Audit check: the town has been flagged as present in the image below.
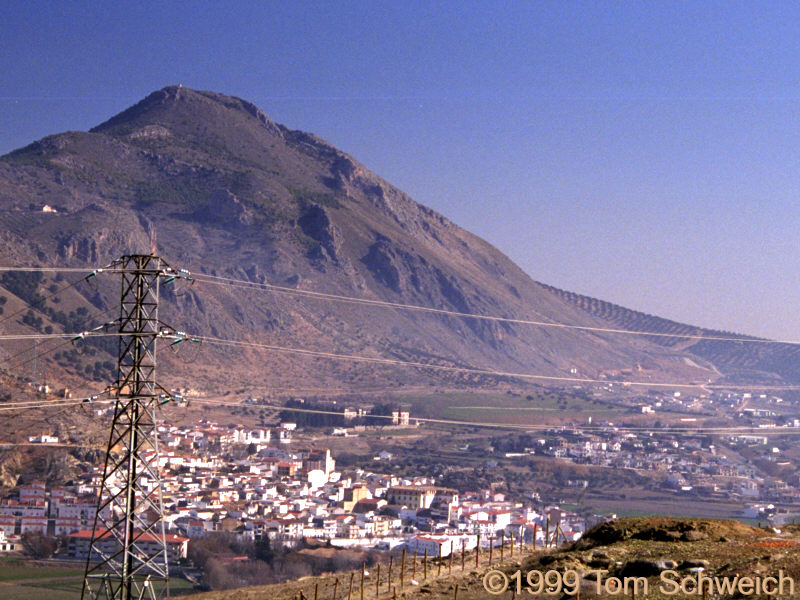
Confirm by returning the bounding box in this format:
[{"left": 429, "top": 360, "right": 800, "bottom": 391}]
[
  {"left": 0, "top": 414, "right": 598, "bottom": 577},
  {"left": 3, "top": 385, "right": 800, "bottom": 592}
]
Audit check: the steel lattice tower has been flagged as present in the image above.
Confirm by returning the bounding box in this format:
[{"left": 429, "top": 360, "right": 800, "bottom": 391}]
[{"left": 82, "top": 255, "right": 181, "bottom": 600}]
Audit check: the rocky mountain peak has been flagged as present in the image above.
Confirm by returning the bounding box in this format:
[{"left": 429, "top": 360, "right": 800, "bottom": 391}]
[{"left": 90, "top": 85, "right": 284, "bottom": 141}]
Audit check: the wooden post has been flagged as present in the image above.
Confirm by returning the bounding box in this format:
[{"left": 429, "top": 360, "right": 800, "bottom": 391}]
[
  {"left": 489, "top": 536, "right": 493, "bottom": 565},
  {"left": 533, "top": 524, "right": 537, "bottom": 549},
  {"left": 454, "top": 583, "right": 459, "bottom": 600},
  {"left": 333, "top": 577, "right": 339, "bottom": 600},
  {"left": 461, "top": 538, "right": 466, "bottom": 571},
  {"left": 387, "top": 555, "right": 393, "bottom": 592},
  {"left": 424, "top": 547, "right": 428, "bottom": 581},
  {"left": 347, "top": 572, "right": 354, "bottom": 600},
  {"left": 545, "top": 516, "right": 550, "bottom": 548},
  {"left": 500, "top": 532, "right": 504, "bottom": 562},
  {"left": 437, "top": 542, "right": 442, "bottom": 576},
  {"left": 376, "top": 563, "right": 380, "bottom": 598},
  {"left": 314, "top": 582, "right": 318, "bottom": 600},
  {"left": 392, "top": 585, "right": 397, "bottom": 600},
  {"left": 448, "top": 540, "right": 453, "bottom": 575},
  {"left": 400, "top": 548, "right": 406, "bottom": 590},
  {"left": 360, "top": 562, "right": 365, "bottom": 600},
  {"left": 476, "top": 533, "right": 481, "bottom": 567},
  {"left": 412, "top": 550, "right": 417, "bottom": 582},
  {"left": 510, "top": 531, "right": 514, "bottom": 558}
]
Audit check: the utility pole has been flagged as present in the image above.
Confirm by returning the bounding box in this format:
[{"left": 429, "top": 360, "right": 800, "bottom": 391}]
[{"left": 82, "top": 255, "right": 190, "bottom": 600}]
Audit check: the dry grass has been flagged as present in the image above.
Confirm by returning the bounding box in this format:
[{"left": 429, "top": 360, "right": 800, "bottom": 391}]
[{"left": 182, "top": 518, "right": 800, "bottom": 600}]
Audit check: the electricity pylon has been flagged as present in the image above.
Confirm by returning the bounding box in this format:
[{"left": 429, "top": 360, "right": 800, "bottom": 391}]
[{"left": 82, "top": 255, "right": 190, "bottom": 600}]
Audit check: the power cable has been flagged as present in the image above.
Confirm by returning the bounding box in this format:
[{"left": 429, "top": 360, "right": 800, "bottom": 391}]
[
  {"left": 0, "top": 274, "right": 87, "bottom": 326},
  {"left": 0, "top": 308, "right": 117, "bottom": 373},
  {"left": 192, "top": 273, "right": 794, "bottom": 346},
  {"left": 193, "top": 334, "right": 800, "bottom": 391},
  {"left": 0, "top": 262, "right": 115, "bottom": 325},
  {"left": 0, "top": 332, "right": 122, "bottom": 341},
  {"left": 0, "top": 266, "right": 105, "bottom": 273},
  {"left": 186, "top": 397, "right": 800, "bottom": 436}
]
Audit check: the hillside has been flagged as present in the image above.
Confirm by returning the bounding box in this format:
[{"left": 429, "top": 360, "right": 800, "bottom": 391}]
[
  {"left": 0, "top": 86, "right": 791, "bottom": 394},
  {"left": 177, "top": 518, "right": 800, "bottom": 600}
]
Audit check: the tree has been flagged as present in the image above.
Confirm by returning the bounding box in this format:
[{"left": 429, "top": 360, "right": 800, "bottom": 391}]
[
  {"left": 22, "top": 533, "right": 58, "bottom": 558},
  {"left": 254, "top": 536, "right": 274, "bottom": 564}
]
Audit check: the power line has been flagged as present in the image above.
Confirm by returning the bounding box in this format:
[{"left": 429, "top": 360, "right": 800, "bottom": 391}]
[
  {"left": 0, "top": 441, "right": 104, "bottom": 448},
  {"left": 0, "top": 399, "right": 105, "bottom": 412},
  {"left": 194, "top": 334, "right": 800, "bottom": 391},
  {"left": 0, "top": 266, "right": 104, "bottom": 273},
  {"left": 0, "top": 312, "right": 116, "bottom": 377},
  {"left": 192, "top": 273, "right": 794, "bottom": 346},
  {"left": 0, "top": 384, "right": 115, "bottom": 409},
  {"left": 3, "top": 267, "right": 796, "bottom": 347},
  {"left": 186, "top": 397, "right": 800, "bottom": 436},
  {"left": 0, "top": 270, "right": 97, "bottom": 326},
  {"left": 2, "top": 392, "right": 796, "bottom": 437},
  {"left": 0, "top": 332, "right": 122, "bottom": 341}
]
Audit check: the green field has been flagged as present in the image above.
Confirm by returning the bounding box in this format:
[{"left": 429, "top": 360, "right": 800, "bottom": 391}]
[
  {"left": 392, "top": 389, "right": 626, "bottom": 426},
  {"left": 0, "top": 558, "right": 84, "bottom": 581},
  {"left": 0, "top": 558, "right": 195, "bottom": 599}
]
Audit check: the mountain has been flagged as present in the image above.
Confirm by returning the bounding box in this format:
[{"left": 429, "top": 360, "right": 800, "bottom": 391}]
[{"left": 0, "top": 86, "right": 795, "bottom": 395}]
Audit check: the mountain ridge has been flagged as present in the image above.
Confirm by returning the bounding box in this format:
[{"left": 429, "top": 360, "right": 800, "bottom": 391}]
[{"left": 0, "top": 86, "right": 795, "bottom": 393}]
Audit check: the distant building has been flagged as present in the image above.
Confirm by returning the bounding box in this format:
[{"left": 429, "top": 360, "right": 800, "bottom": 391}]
[
  {"left": 386, "top": 486, "right": 457, "bottom": 509},
  {"left": 0, "top": 530, "right": 18, "bottom": 552},
  {"left": 391, "top": 411, "right": 410, "bottom": 426},
  {"left": 27, "top": 435, "right": 58, "bottom": 444},
  {"left": 67, "top": 529, "right": 188, "bottom": 563},
  {"left": 406, "top": 534, "right": 477, "bottom": 557}
]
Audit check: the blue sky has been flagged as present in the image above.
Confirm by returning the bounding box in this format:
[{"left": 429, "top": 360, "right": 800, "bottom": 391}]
[{"left": 2, "top": 1, "right": 799, "bottom": 339}]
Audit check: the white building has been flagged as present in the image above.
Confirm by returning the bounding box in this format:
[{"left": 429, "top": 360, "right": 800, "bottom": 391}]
[{"left": 406, "top": 534, "right": 477, "bottom": 557}]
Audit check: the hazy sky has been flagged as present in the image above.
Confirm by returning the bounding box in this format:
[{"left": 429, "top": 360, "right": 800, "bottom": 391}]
[{"left": 2, "top": 2, "right": 799, "bottom": 339}]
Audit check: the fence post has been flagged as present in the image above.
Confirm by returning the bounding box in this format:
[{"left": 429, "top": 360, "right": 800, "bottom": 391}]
[
  {"left": 449, "top": 540, "right": 453, "bottom": 575},
  {"left": 400, "top": 548, "right": 406, "bottom": 590},
  {"left": 545, "top": 516, "right": 550, "bottom": 548}
]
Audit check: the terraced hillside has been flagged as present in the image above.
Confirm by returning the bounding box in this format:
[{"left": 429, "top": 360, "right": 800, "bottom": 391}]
[{"left": 542, "top": 284, "right": 800, "bottom": 385}]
